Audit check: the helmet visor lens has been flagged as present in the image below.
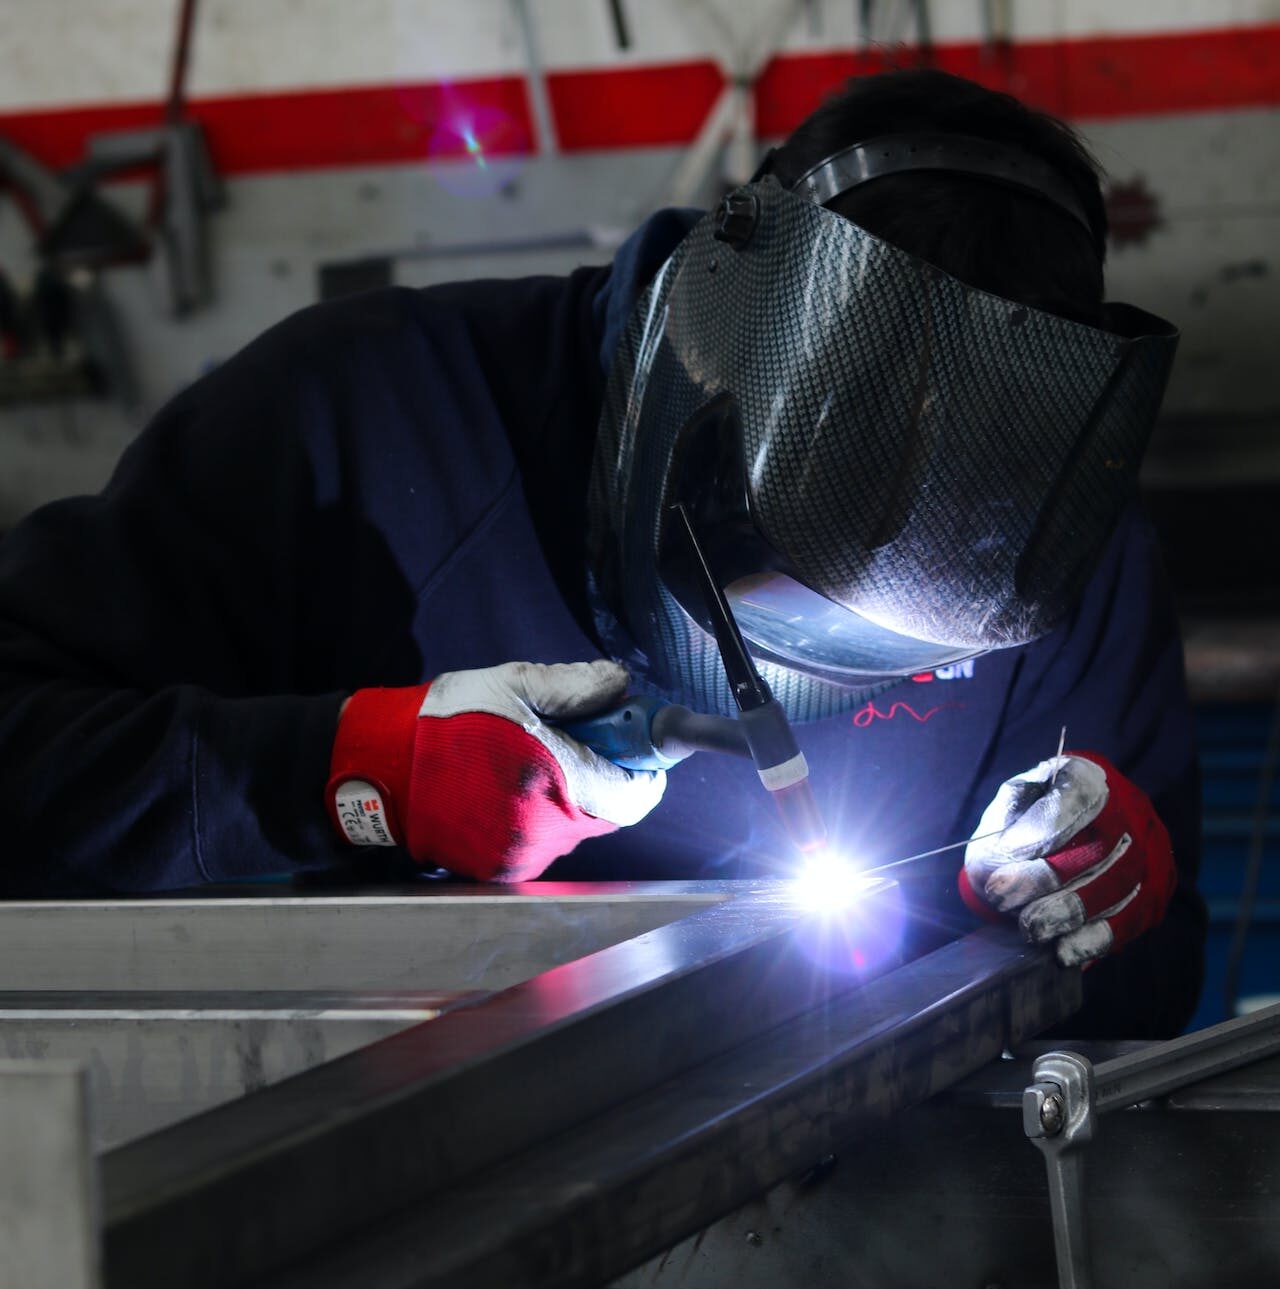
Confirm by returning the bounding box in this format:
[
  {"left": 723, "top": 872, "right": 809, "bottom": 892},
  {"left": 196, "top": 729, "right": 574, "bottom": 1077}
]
[{"left": 725, "top": 571, "right": 978, "bottom": 682}]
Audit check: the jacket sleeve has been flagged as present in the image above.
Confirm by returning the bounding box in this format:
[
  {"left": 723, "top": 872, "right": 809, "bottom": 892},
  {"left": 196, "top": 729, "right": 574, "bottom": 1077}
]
[
  {"left": 958, "top": 505, "right": 1207, "bottom": 1038},
  {"left": 0, "top": 292, "right": 451, "bottom": 893}
]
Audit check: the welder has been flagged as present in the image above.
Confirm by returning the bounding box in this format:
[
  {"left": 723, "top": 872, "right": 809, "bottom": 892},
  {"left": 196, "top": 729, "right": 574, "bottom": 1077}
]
[{"left": 0, "top": 70, "right": 1204, "bottom": 1037}]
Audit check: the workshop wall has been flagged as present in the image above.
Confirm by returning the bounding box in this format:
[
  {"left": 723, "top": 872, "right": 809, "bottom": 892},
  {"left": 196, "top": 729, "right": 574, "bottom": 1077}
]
[
  {"left": 0, "top": 0, "right": 1277, "bottom": 524},
  {"left": 0, "top": 1, "right": 1273, "bottom": 523}
]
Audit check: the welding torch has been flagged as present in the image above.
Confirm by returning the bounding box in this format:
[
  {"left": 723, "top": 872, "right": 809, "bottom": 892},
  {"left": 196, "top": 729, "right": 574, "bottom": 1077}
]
[{"left": 561, "top": 506, "right": 828, "bottom": 857}]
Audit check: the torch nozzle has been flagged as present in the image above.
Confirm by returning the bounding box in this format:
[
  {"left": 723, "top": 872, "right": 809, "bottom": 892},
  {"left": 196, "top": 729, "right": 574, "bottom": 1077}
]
[
  {"left": 767, "top": 776, "right": 828, "bottom": 855},
  {"left": 669, "top": 501, "right": 829, "bottom": 860}
]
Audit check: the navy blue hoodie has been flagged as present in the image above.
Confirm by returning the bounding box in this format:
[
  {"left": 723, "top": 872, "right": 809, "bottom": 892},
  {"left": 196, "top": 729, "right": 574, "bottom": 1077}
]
[{"left": 0, "top": 212, "right": 1205, "bottom": 1036}]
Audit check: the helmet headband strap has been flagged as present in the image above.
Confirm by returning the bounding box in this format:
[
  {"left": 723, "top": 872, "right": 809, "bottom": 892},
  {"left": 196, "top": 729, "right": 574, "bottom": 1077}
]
[{"left": 788, "top": 132, "right": 1095, "bottom": 241}]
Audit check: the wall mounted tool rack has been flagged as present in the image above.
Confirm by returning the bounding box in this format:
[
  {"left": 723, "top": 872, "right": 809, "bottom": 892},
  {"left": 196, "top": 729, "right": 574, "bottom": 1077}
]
[{"left": 0, "top": 880, "right": 1080, "bottom": 1288}]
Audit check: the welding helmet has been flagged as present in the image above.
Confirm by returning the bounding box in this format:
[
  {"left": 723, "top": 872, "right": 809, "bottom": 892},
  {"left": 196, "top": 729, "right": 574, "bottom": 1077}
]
[{"left": 586, "top": 135, "right": 1179, "bottom": 720}]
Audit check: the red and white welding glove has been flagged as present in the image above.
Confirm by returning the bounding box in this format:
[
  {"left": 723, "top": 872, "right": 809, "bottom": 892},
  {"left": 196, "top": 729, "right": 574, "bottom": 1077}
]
[
  {"left": 959, "top": 752, "right": 1176, "bottom": 968},
  {"left": 327, "top": 660, "right": 665, "bottom": 882}
]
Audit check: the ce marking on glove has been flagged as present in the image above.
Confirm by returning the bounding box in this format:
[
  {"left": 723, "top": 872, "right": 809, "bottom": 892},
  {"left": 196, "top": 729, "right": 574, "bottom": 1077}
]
[{"left": 334, "top": 781, "right": 395, "bottom": 847}]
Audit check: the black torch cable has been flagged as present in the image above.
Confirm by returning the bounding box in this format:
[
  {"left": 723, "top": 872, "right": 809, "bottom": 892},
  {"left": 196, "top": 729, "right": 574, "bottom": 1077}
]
[{"left": 671, "top": 503, "right": 771, "bottom": 712}]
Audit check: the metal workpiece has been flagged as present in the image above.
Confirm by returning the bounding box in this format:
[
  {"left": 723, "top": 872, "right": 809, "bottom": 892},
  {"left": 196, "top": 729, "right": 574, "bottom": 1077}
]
[
  {"left": 0, "top": 886, "right": 740, "bottom": 1151},
  {"left": 0, "top": 990, "right": 477, "bottom": 1150},
  {"left": 246, "top": 927, "right": 1079, "bottom": 1289},
  {"left": 99, "top": 880, "right": 903, "bottom": 1288},
  {"left": 0, "top": 1061, "right": 100, "bottom": 1289},
  {"left": 0, "top": 881, "right": 734, "bottom": 993},
  {"left": 0, "top": 881, "right": 1082, "bottom": 1288},
  {"left": 1024, "top": 1001, "right": 1280, "bottom": 1289},
  {"left": 1090, "top": 999, "right": 1280, "bottom": 1112}
]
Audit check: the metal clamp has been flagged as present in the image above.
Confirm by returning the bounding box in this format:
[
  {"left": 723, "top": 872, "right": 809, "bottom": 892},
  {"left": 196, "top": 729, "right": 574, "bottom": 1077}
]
[
  {"left": 1024, "top": 1000, "right": 1280, "bottom": 1288},
  {"left": 1023, "top": 1051, "right": 1096, "bottom": 1288}
]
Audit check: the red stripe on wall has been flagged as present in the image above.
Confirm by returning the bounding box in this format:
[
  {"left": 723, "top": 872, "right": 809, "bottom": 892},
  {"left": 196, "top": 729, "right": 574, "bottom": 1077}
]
[
  {"left": 546, "top": 59, "right": 723, "bottom": 149},
  {"left": 0, "top": 76, "right": 536, "bottom": 175},
  {"left": 1057, "top": 23, "right": 1280, "bottom": 119},
  {"left": 752, "top": 23, "right": 1280, "bottom": 137},
  {"left": 200, "top": 78, "right": 536, "bottom": 172},
  {"left": 0, "top": 24, "right": 1275, "bottom": 175},
  {"left": 0, "top": 102, "right": 165, "bottom": 172}
]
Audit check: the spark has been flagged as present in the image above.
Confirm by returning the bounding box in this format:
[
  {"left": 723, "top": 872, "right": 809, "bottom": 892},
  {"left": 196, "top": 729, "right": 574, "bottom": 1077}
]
[{"left": 789, "top": 847, "right": 871, "bottom": 914}]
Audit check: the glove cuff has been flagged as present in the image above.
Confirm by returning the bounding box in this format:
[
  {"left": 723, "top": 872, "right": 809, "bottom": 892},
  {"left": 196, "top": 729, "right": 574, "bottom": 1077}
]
[{"left": 327, "top": 684, "right": 431, "bottom": 847}]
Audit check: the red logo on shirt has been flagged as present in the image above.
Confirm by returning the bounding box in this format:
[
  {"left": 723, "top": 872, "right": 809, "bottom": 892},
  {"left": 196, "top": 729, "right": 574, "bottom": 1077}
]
[{"left": 852, "top": 699, "right": 961, "bottom": 727}]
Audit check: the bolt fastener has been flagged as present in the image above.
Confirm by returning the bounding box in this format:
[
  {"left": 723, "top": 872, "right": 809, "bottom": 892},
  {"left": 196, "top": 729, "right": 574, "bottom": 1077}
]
[{"left": 1039, "top": 1093, "right": 1065, "bottom": 1135}]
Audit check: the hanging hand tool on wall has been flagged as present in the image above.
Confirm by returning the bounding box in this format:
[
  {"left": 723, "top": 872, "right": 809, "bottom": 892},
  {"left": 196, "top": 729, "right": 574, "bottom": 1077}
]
[
  {"left": 0, "top": 140, "right": 143, "bottom": 404},
  {"left": 0, "top": 0, "right": 219, "bottom": 403},
  {"left": 61, "top": 0, "right": 222, "bottom": 316}
]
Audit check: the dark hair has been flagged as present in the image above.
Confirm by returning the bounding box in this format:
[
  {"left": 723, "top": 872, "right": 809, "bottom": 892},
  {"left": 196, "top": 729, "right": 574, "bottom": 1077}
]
[{"left": 772, "top": 69, "right": 1107, "bottom": 325}]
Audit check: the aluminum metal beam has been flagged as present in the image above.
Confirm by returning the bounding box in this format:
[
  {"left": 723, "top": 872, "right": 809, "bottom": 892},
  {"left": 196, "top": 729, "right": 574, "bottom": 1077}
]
[
  {"left": 0, "top": 879, "right": 1080, "bottom": 1287},
  {"left": 97, "top": 881, "right": 1079, "bottom": 1289},
  {"left": 0, "top": 990, "right": 477, "bottom": 1149},
  {"left": 0, "top": 884, "right": 737, "bottom": 1156},
  {"left": 263, "top": 927, "right": 1080, "bottom": 1289},
  {"left": 0, "top": 882, "right": 733, "bottom": 992},
  {"left": 100, "top": 880, "right": 906, "bottom": 1287},
  {"left": 0, "top": 1061, "right": 100, "bottom": 1289}
]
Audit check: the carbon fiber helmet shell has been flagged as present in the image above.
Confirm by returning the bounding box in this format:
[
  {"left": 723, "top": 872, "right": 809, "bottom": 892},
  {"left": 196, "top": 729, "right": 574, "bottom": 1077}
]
[{"left": 586, "top": 178, "right": 1178, "bottom": 720}]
